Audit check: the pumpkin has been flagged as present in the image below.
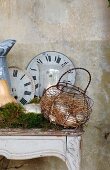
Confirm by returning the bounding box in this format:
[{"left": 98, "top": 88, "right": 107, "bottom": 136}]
[{"left": 0, "top": 80, "right": 16, "bottom": 107}]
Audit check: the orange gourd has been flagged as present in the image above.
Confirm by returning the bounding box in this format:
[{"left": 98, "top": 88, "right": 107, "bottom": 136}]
[{"left": 0, "top": 80, "right": 16, "bottom": 107}]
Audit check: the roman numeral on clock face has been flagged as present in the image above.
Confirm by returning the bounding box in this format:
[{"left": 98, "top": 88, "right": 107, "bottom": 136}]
[
  {"left": 24, "top": 82, "right": 31, "bottom": 86},
  {"left": 32, "top": 76, "right": 36, "bottom": 80},
  {"left": 61, "top": 62, "right": 69, "bottom": 67},
  {"left": 54, "top": 56, "right": 61, "bottom": 64},
  {"left": 45, "top": 55, "right": 51, "bottom": 62},
  {"left": 36, "top": 59, "right": 43, "bottom": 64},
  {"left": 30, "top": 68, "right": 37, "bottom": 71},
  {"left": 13, "top": 70, "right": 18, "bottom": 77},
  {"left": 24, "top": 91, "right": 31, "bottom": 95},
  {"left": 35, "top": 84, "right": 38, "bottom": 89},
  {"left": 20, "top": 98, "right": 27, "bottom": 105}
]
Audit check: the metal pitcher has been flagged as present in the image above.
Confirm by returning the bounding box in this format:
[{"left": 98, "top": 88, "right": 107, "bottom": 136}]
[{"left": 0, "top": 39, "right": 16, "bottom": 89}]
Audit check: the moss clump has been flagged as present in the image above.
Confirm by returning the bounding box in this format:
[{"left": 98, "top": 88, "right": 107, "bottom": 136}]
[
  {"left": 0, "top": 103, "right": 25, "bottom": 128},
  {"left": 0, "top": 103, "right": 63, "bottom": 130},
  {"left": 28, "top": 97, "right": 40, "bottom": 104}
]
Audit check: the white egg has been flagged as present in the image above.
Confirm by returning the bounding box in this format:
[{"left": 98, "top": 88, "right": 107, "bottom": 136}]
[
  {"left": 49, "top": 115, "right": 56, "bottom": 122},
  {"left": 76, "top": 114, "right": 84, "bottom": 122},
  {"left": 24, "top": 103, "right": 41, "bottom": 114}
]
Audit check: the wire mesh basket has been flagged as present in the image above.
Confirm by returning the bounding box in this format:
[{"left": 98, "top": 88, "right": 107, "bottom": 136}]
[{"left": 40, "top": 68, "right": 93, "bottom": 128}]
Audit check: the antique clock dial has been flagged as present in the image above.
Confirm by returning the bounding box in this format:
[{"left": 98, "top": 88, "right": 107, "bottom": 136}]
[
  {"left": 26, "top": 51, "right": 76, "bottom": 96},
  {"left": 9, "top": 67, "right": 35, "bottom": 105}
]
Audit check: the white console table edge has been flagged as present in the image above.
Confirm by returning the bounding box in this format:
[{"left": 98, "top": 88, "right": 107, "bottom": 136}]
[{"left": 0, "top": 129, "right": 82, "bottom": 170}]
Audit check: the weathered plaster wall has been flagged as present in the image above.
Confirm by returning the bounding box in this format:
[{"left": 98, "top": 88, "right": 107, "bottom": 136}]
[{"left": 0, "top": 0, "right": 110, "bottom": 170}]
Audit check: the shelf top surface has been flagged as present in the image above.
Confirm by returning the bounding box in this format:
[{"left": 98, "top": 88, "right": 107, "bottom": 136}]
[{"left": 0, "top": 128, "right": 83, "bottom": 136}]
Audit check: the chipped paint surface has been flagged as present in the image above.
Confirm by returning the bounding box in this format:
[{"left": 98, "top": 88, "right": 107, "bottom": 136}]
[{"left": 0, "top": 0, "right": 110, "bottom": 170}]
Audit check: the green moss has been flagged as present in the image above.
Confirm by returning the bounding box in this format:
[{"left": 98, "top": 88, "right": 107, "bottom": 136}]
[
  {"left": 0, "top": 103, "right": 63, "bottom": 130},
  {"left": 28, "top": 97, "right": 41, "bottom": 104}
]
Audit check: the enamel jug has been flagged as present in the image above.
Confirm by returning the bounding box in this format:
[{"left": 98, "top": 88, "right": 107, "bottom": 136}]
[{"left": 0, "top": 39, "right": 16, "bottom": 89}]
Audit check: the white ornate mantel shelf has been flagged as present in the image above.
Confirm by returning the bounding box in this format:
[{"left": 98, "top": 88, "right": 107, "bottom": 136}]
[{"left": 0, "top": 128, "right": 83, "bottom": 170}]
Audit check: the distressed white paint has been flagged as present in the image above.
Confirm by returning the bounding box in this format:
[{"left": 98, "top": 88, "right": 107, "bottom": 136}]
[{"left": 0, "top": 135, "right": 81, "bottom": 170}]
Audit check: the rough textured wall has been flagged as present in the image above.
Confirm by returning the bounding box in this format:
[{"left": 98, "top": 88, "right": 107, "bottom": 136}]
[{"left": 0, "top": 0, "right": 110, "bottom": 170}]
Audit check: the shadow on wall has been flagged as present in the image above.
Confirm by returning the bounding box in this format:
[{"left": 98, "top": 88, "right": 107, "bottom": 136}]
[
  {"left": 0, "top": 156, "right": 68, "bottom": 170},
  {"left": 95, "top": 2, "right": 110, "bottom": 169},
  {"left": 96, "top": 41, "right": 110, "bottom": 170}
]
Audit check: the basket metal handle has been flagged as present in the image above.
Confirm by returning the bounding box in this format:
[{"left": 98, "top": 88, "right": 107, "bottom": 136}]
[{"left": 57, "top": 67, "right": 91, "bottom": 93}]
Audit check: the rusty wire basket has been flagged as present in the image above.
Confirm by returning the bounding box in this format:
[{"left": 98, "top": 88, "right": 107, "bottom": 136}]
[{"left": 40, "top": 68, "right": 93, "bottom": 128}]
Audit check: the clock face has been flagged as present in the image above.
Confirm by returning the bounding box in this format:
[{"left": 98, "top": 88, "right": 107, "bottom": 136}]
[
  {"left": 26, "top": 51, "right": 76, "bottom": 96},
  {"left": 9, "top": 67, "right": 35, "bottom": 105}
]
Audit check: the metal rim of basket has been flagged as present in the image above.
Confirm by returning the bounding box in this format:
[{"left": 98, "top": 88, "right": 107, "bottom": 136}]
[{"left": 56, "top": 67, "right": 91, "bottom": 94}]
